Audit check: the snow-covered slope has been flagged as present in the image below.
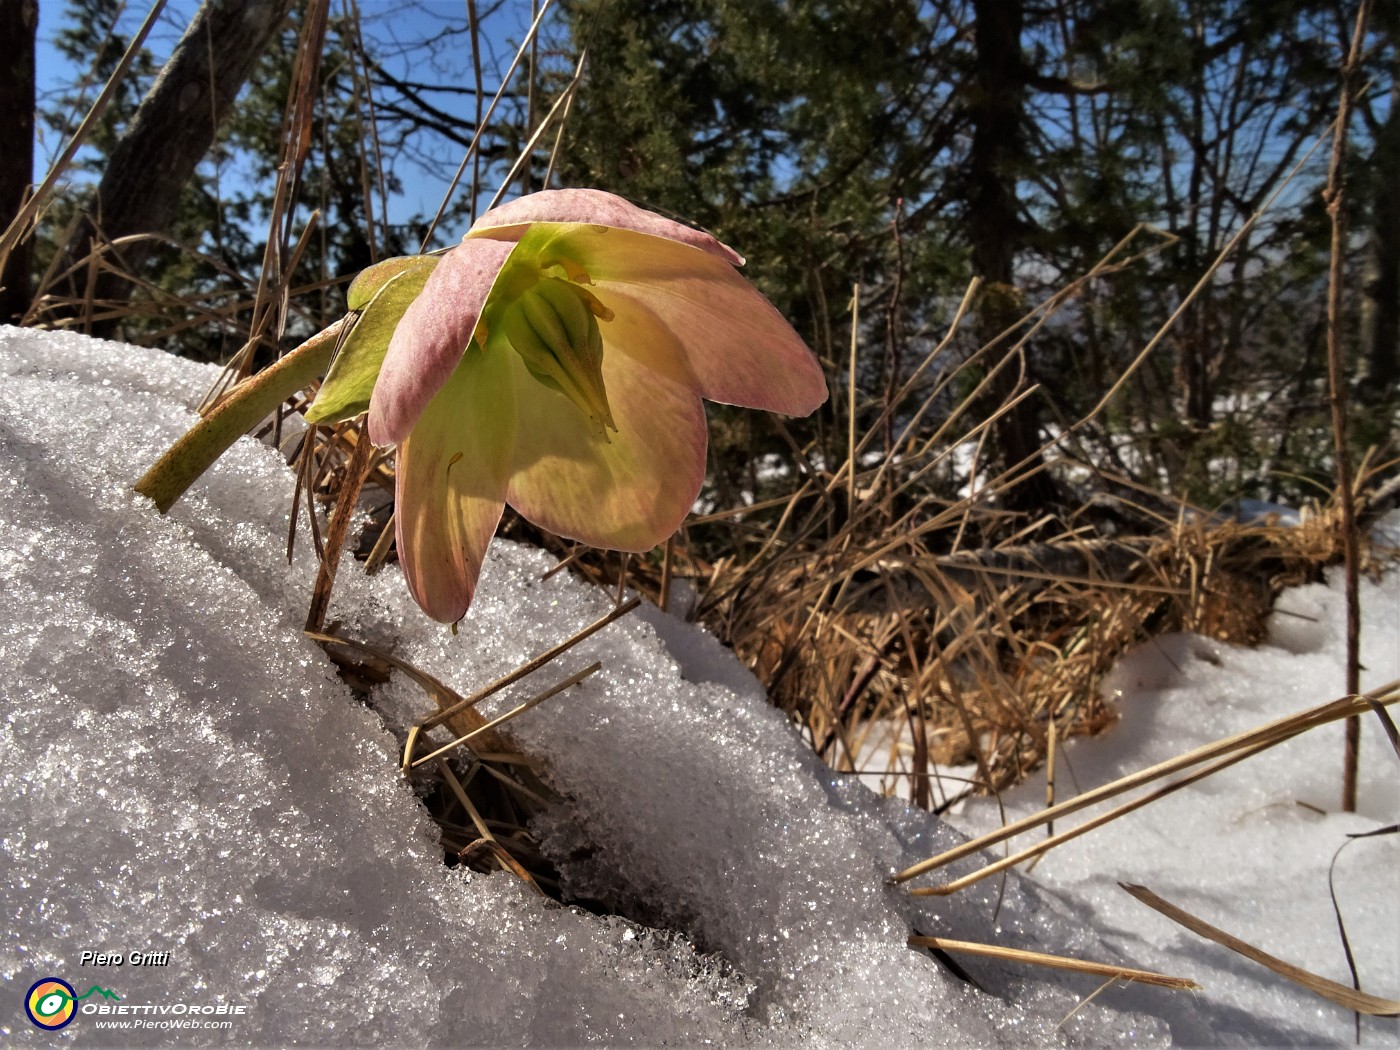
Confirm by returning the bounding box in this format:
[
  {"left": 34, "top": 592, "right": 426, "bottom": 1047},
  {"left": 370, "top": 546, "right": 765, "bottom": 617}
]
[{"left": 0, "top": 326, "right": 1394, "bottom": 1047}]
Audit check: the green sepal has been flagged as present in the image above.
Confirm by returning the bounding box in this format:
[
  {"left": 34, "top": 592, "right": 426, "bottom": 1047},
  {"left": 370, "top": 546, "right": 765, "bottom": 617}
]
[{"left": 305, "top": 255, "right": 440, "bottom": 425}]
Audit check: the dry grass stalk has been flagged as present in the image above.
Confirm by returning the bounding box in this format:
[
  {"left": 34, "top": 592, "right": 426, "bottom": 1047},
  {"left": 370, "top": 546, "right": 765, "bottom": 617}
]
[
  {"left": 363, "top": 509, "right": 397, "bottom": 575},
  {"left": 419, "top": 596, "right": 639, "bottom": 731},
  {"left": 303, "top": 425, "right": 374, "bottom": 632},
  {"left": 307, "top": 629, "right": 505, "bottom": 748},
  {"left": 891, "top": 679, "right": 1400, "bottom": 887},
  {"left": 1121, "top": 884, "right": 1400, "bottom": 1016},
  {"left": 220, "top": 0, "right": 331, "bottom": 393},
  {"left": 420, "top": 0, "right": 557, "bottom": 246},
  {"left": 408, "top": 661, "right": 601, "bottom": 769},
  {"left": 481, "top": 46, "right": 589, "bottom": 213},
  {"left": 1055, "top": 975, "right": 1122, "bottom": 1031},
  {"left": 457, "top": 836, "right": 547, "bottom": 894},
  {"left": 908, "top": 935, "right": 1197, "bottom": 991},
  {"left": 908, "top": 740, "right": 1275, "bottom": 897}
]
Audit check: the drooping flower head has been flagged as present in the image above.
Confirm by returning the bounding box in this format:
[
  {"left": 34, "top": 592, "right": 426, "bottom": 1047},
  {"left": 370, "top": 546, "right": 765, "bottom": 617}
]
[{"left": 308, "top": 189, "right": 827, "bottom": 622}]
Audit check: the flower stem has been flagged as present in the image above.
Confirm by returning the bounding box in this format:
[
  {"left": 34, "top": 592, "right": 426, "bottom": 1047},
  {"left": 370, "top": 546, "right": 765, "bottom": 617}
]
[{"left": 134, "top": 319, "right": 347, "bottom": 512}]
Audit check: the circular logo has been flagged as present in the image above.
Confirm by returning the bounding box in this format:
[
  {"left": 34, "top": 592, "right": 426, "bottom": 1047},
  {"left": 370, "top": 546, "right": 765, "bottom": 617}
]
[{"left": 26, "top": 978, "right": 77, "bottom": 1030}]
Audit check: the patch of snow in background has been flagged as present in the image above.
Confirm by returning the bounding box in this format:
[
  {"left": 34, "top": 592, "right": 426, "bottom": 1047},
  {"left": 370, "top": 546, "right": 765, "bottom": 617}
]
[
  {"left": 949, "top": 566, "right": 1399, "bottom": 1047},
  {"left": 1373, "top": 510, "right": 1400, "bottom": 550},
  {"left": 1228, "top": 499, "right": 1303, "bottom": 526},
  {"left": 0, "top": 326, "right": 1394, "bottom": 1047},
  {"left": 849, "top": 715, "right": 979, "bottom": 808}
]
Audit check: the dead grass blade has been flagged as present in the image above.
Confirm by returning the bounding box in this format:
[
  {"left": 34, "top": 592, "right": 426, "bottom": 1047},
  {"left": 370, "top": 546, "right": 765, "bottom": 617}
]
[
  {"left": 409, "top": 662, "right": 601, "bottom": 769},
  {"left": 207, "top": 0, "right": 331, "bottom": 400},
  {"left": 1328, "top": 824, "right": 1397, "bottom": 1040},
  {"left": 305, "top": 628, "right": 505, "bottom": 750},
  {"left": 1055, "top": 975, "right": 1121, "bottom": 1031},
  {"left": 908, "top": 935, "right": 1197, "bottom": 991},
  {"left": 1364, "top": 698, "right": 1400, "bottom": 761},
  {"left": 1121, "top": 883, "right": 1400, "bottom": 1016},
  {"left": 908, "top": 739, "right": 1274, "bottom": 897},
  {"left": 304, "top": 425, "right": 373, "bottom": 632},
  {"left": 465, "top": 0, "right": 485, "bottom": 217},
  {"left": 891, "top": 679, "right": 1400, "bottom": 886},
  {"left": 482, "top": 46, "right": 588, "bottom": 214},
  {"left": 419, "top": 596, "right": 639, "bottom": 731},
  {"left": 437, "top": 757, "right": 496, "bottom": 842},
  {"left": 457, "top": 836, "right": 547, "bottom": 894},
  {"left": 421, "top": 0, "right": 556, "bottom": 247},
  {"left": 436, "top": 760, "right": 546, "bottom": 893}
]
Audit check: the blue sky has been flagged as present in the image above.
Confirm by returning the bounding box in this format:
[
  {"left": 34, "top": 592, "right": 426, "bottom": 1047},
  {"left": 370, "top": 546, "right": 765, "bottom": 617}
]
[{"left": 32, "top": 0, "right": 561, "bottom": 233}]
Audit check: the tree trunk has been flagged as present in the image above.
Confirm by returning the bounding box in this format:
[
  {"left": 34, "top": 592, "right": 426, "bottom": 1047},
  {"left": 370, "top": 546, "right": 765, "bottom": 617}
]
[
  {"left": 56, "top": 0, "right": 296, "bottom": 336},
  {"left": 967, "top": 0, "right": 1058, "bottom": 512},
  {"left": 0, "top": 0, "right": 38, "bottom": 324}
]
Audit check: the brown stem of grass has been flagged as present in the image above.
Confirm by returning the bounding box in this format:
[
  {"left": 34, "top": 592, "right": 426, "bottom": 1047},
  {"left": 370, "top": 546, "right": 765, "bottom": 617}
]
[
  {"left": 1326, "top": 1, "right": 1371, "bottom": 812},
  {"left": 908, "top": 935, "right": 1197, "bottom": 991},
  {"left": 304, "top": 427, "right": 374, "bottom": 633},
  {"left": 891, "top": 679, "right": 1400, "bottom": 885}
]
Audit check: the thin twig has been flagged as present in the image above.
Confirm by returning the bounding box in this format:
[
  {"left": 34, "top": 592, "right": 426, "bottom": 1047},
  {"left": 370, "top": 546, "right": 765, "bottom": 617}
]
[
  {"left": 422, "top": 0, "right": 555, "bottom": 247},
  {"left": 1326, "top": 0, "right": 1371, "bottom": 812}
]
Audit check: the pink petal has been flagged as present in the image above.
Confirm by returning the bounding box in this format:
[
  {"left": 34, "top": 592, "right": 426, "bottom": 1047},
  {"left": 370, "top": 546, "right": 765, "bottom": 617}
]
[
  {"left": 393, "top": 344, "right": 516, "bottom": 623},
  {"left": 470, "top": 188, "right": 744, "bottom": 267},
  {"left": 502, "top": 320, "right": 708, "bottom": 552},
  {"left": 579, "top": 227, "right": 828, "bottom": 417},
  {"left": 368, "top": 237, "right": 516, "bottom": 447}
]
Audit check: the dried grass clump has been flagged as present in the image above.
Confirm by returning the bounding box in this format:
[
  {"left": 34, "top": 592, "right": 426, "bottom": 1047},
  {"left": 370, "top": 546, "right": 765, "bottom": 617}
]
[{"left": 667, "top": 485, "right": 1394, "bottom": 806}]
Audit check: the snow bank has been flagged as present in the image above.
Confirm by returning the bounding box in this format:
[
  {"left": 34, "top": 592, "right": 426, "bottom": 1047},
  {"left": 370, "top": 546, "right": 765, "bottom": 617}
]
[
  {"left": 0, "top": 325, "right": 1393, "bottom": 1047},
  {"left": 951, "top": 569, "right": 1400, "bottom": 1046}
]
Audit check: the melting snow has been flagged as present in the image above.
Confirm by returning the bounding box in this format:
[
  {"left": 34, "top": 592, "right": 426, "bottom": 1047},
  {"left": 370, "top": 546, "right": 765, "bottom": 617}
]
[{"left": 0, "top": 326, "right": 1394, "bottom": 1047}]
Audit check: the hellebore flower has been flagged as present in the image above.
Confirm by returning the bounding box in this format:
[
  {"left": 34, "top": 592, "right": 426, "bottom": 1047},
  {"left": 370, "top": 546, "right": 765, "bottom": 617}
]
[{"left": 307, "top": 189, "right": 827, "bottom": 623}]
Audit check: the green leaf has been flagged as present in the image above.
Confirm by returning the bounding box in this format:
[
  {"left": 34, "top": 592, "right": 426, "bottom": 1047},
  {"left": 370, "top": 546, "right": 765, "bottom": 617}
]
[
  {"left": 345, "top": 254, "right": 440, "bottom": 310},
  {"left": 306, "top": 255, "right": 440, "bottom": 425}
]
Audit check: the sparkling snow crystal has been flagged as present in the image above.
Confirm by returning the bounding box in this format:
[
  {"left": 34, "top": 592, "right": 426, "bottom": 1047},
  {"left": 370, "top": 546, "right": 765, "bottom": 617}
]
[{"left": 1, "top": 326, "right": 1394, "bottom": 1047}]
